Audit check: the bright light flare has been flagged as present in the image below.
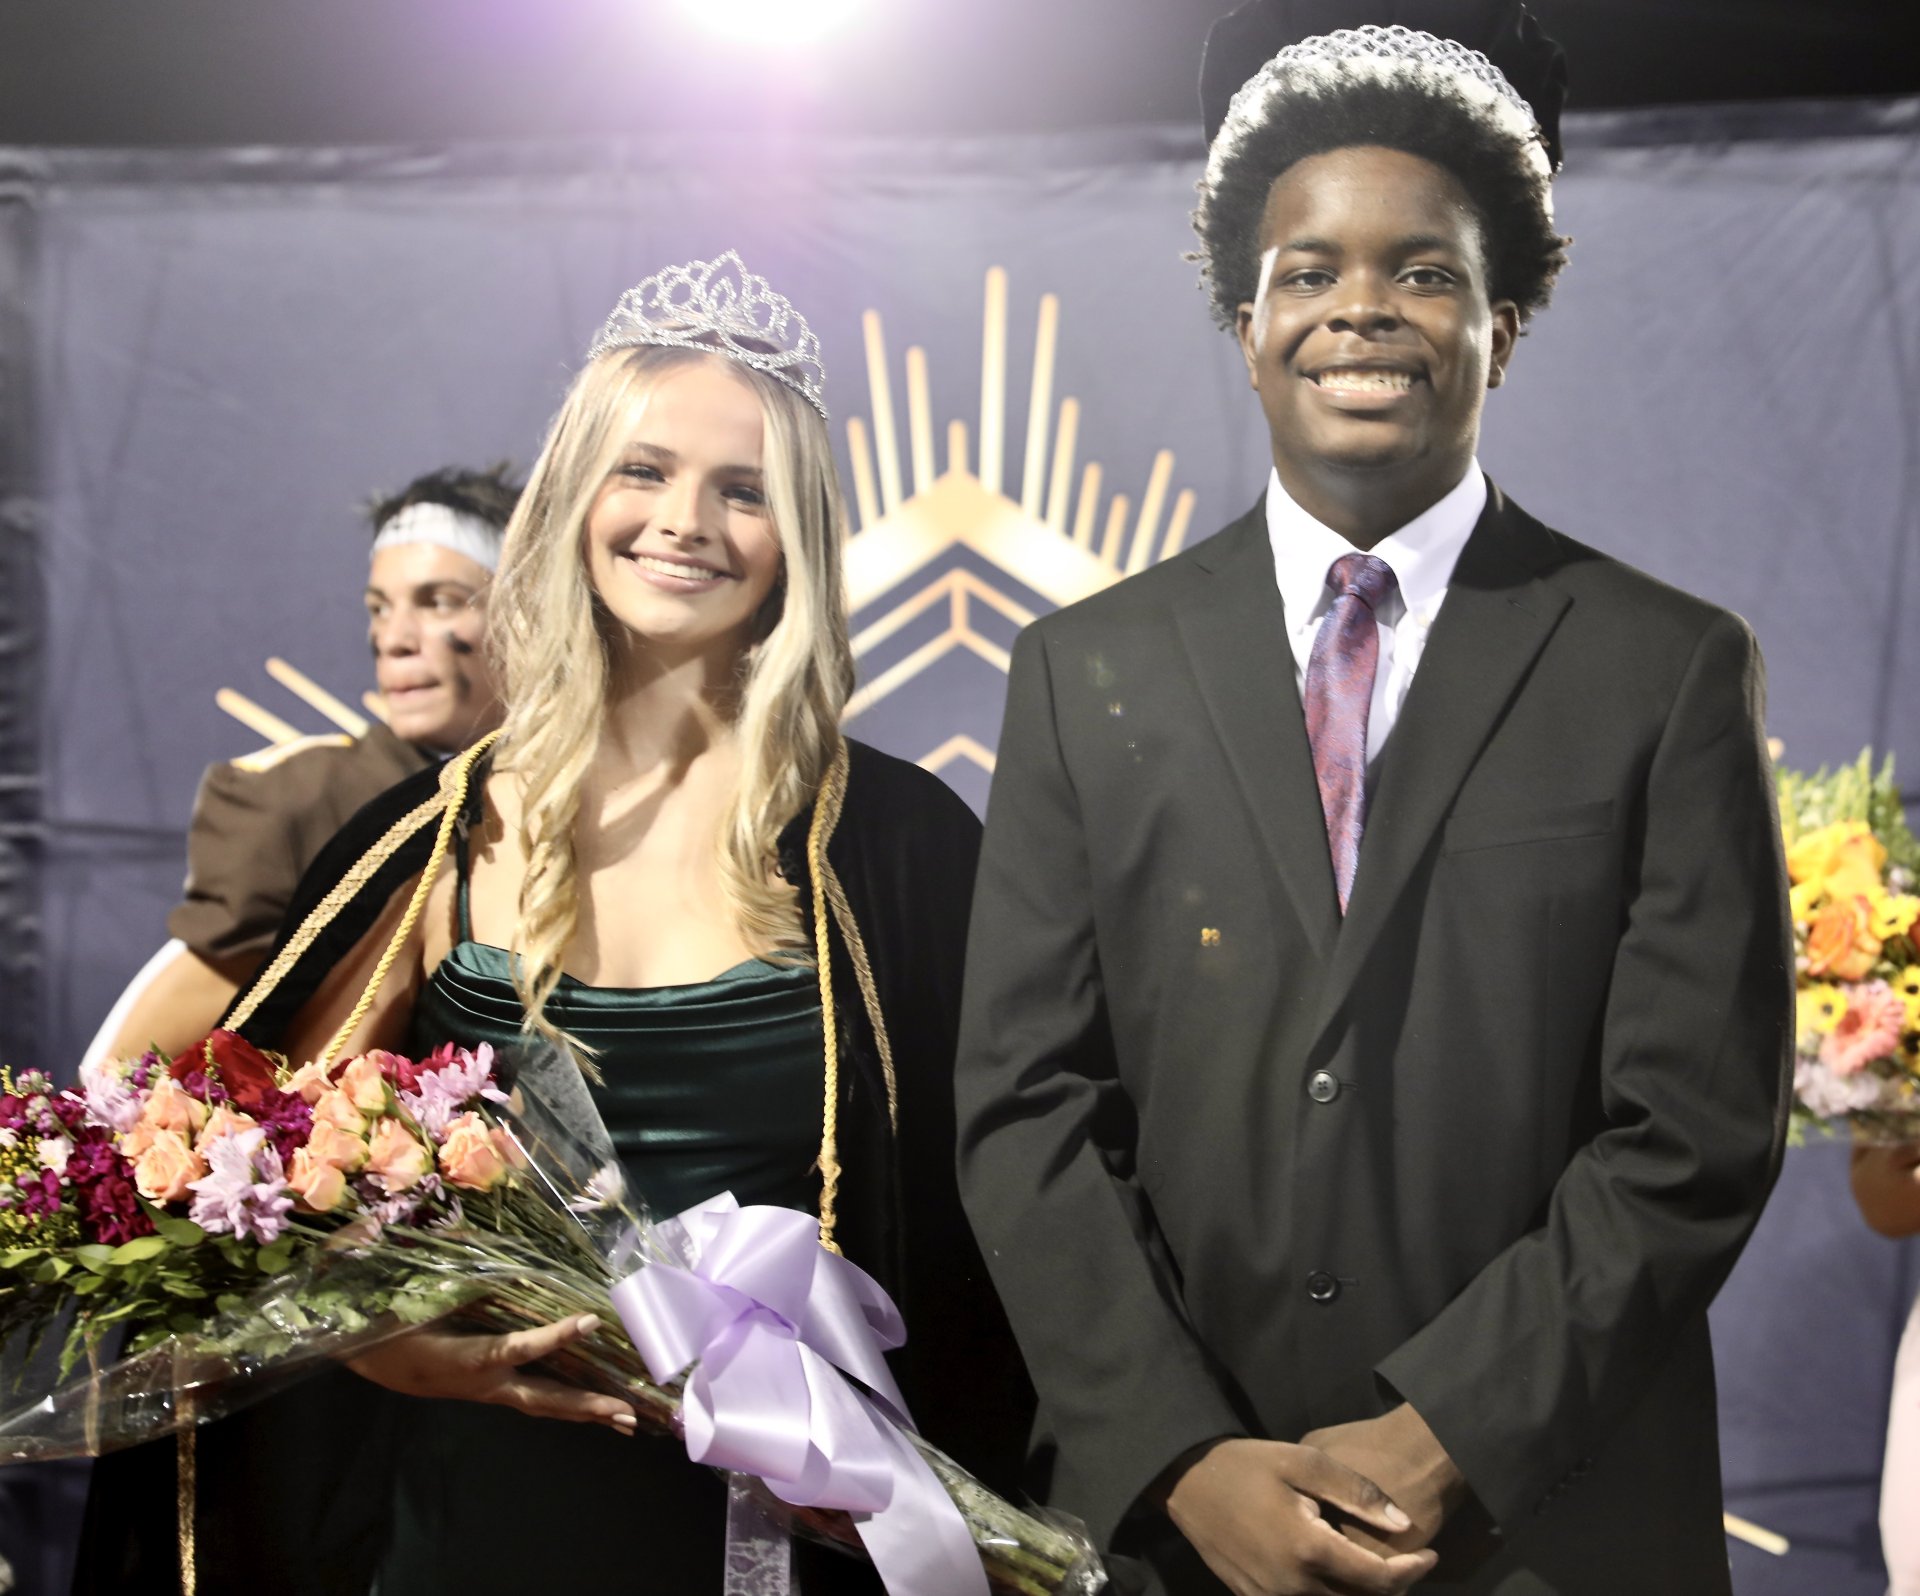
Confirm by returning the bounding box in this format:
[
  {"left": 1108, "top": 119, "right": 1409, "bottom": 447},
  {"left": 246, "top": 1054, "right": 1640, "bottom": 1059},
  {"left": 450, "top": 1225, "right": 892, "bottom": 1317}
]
[{"left": 676, "top": 0, "right": 865, "bottom": 46}]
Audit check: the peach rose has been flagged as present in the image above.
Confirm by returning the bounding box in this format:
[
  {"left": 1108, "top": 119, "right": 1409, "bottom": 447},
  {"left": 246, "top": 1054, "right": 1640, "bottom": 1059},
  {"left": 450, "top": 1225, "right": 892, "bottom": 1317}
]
[
  {"left": 337, "top": 1055, "right": 390, "bottom": 1114},
  {"left": 437, "top": 1113, "right": 508, "bottom": 1193},
  {"left": 286, "top": 1147, "right": 349, "bottom": 1213},
  {"left": 282, "top": 1060, "right": 334, "bottom": 1105},
  {"left": 303, "top": 1119, "right": 369, "bottom": 1174},
  {"left": 194, "top": 1104, "right": 259, "bottom": 1153},
  {"left": 364, "top": 1119, "right": 431, "bottom": 1194},
  {"left": 140, "top": 1076, "right": 209, "bottom": 1139},
  {"left": 1806, "top": 895, "right": 1884, "bottom": 983},
  {"left": 132, "top": 1128, "right": 208, "bottom": 1203},
  {"left": 311, "top": 1088, "right": 368, "bottom": 1137}
]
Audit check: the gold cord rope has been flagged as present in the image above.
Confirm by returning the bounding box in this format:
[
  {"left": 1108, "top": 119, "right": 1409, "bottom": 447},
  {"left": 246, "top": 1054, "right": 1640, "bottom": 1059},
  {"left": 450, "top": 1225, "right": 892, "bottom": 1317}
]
[
  {"left": 807, "top": 740, "right": 850, "bottom": 1254},
  {"left": 820, "top": 863, "right": 898, "bottom": 1133},
  {"left": 222, "top": 794, "right": 448, "bottom": 1035},
  {"left": 314, "top": 731, "right": 501, "bottom": 1066}
]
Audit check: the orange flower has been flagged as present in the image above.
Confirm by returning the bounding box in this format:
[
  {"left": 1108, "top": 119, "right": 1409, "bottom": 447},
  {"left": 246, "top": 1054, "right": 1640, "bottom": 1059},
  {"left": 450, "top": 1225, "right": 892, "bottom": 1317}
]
[
  {"left": 437, "top": 1113, "right": 508, "bottom": 1193},
  {"left": 132, "top": 1129, "right": 208, "bottom": 1203},
  {"left": 1805, "top": 895, "right": 1883, "bottom": 983}
]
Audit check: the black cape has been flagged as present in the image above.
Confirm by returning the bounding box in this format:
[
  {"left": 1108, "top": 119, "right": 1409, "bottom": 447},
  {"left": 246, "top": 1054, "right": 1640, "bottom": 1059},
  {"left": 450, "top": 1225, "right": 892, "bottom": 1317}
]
[{"left": 76, "top": 738, "right": 1032, "bottom": 1595}]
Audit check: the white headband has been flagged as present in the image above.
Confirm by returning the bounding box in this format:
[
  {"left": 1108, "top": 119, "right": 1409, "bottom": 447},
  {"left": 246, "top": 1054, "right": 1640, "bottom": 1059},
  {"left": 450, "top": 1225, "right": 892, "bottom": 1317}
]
[{"left": 369, "top": 502, "right": 505, "bottom": 572}]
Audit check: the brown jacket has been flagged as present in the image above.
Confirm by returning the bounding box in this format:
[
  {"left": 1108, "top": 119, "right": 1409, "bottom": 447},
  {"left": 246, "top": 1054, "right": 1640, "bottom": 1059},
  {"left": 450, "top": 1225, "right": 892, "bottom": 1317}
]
[{"left": 167, "top": 720, "right": 429, "bottom": 961}]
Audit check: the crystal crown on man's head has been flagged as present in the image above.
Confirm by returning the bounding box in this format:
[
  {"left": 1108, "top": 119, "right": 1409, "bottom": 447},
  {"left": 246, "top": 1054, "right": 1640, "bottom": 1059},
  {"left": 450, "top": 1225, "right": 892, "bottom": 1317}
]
[{"left": 587, "top": 251, "right": 828, "bottom": 420}]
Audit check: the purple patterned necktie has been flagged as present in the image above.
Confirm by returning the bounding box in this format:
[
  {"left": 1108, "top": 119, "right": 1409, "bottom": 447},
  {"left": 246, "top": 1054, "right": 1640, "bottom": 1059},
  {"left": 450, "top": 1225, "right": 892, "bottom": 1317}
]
[{"left": 1303, "top": 552, "right": 1398, "bottom": 914}]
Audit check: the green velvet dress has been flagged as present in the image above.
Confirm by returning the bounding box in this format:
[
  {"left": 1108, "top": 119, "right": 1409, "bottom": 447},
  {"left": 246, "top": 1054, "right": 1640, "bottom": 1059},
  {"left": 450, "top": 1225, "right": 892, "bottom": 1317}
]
[{"left": 375, "top": 865, "right": 844, "bottom": 1594}]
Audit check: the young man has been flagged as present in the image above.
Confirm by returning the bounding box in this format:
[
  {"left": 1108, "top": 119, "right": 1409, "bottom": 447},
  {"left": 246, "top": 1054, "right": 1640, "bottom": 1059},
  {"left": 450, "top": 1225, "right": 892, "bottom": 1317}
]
[
  {"left": 101, "top": 465, "right": 515, "bottom": 1062},
  {"left": 955, "top": 7, "right": 1793, "bottom": 1594}
]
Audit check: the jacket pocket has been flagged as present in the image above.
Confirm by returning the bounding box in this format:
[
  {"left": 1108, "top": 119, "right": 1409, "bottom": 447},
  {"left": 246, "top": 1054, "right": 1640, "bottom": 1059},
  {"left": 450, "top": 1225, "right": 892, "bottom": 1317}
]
[{"left": 1441, "top": 797, "right": 1615, "bottom": 855}]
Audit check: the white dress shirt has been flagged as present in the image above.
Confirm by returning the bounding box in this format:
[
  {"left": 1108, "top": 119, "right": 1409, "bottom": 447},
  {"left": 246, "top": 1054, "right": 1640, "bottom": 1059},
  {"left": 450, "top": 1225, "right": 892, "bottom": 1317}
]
[{"left": 1266, "top": 462, "right": 1487, "bottom": 768}]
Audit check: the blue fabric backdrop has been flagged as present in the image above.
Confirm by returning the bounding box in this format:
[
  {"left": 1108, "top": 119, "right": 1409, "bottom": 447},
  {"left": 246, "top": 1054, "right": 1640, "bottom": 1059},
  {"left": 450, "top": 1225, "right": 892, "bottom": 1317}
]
[{"left": 1, "top": 98, "right": 1916, "bottom": 1592}]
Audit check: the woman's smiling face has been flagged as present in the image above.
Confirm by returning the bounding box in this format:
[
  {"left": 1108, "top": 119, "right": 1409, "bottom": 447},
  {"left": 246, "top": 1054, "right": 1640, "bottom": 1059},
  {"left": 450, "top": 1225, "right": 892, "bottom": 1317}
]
[{"left": 584, "top": 356, "right": 784, "bottom": 668}]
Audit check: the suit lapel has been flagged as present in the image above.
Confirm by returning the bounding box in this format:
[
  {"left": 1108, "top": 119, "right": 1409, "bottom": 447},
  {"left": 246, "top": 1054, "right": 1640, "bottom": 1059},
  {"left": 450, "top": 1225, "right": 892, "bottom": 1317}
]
[
  {"left": 1174, "top": 505, "right": 1342, "bottom": 957},
  {"left": 1314, "top": 489, "right": 1572, "bottom": 1033}
]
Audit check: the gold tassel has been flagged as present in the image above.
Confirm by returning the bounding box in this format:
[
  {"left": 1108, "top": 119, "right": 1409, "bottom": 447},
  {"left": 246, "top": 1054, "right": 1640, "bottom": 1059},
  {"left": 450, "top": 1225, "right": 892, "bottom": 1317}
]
[{"left": 175, "top": 1395, "right": 196, "bottom": 1595}]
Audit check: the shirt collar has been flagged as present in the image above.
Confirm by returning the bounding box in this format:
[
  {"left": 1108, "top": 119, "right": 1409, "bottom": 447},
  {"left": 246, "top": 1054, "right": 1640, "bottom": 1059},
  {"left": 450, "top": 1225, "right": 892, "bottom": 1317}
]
[{"left": 1265, "top": 462, "right": 1487, "bottom": 627}]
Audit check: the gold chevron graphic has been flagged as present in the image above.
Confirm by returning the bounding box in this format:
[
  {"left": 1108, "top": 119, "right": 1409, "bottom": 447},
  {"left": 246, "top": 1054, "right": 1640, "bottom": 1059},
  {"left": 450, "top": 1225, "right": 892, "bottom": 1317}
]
[{"left": 843, "top": 267, "right": 1193, "bottom": 772}]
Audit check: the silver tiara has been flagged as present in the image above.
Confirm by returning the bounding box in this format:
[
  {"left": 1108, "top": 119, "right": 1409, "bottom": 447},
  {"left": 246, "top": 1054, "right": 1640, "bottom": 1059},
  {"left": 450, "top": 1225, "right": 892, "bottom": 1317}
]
[
  {"left": 1209, "top": 24, "right": 1547, "bottom": 184},
  {"left": 586, "top": 251, "right": 828, "bottom": 420}
]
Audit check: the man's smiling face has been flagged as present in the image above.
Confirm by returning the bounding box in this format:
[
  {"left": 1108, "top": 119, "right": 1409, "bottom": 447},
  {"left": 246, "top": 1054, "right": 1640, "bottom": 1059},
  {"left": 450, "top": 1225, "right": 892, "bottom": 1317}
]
[{"left": 1236, "top": 144, "right": 1518, "bottom": 510}]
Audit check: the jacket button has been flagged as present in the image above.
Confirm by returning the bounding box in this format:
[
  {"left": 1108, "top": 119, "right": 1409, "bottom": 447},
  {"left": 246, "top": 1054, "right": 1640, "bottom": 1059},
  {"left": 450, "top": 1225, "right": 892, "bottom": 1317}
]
[
  {"left": 1307, "top": 1070, "right": 1340, "bottom": 1103},
  {"left": 1306, "top": 1271, "right": 1340, "bottom": 1303}
]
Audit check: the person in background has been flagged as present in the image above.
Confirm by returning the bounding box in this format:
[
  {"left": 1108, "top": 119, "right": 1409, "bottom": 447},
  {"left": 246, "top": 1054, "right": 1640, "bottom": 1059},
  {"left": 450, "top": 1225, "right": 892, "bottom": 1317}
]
[
  {"left": 101, "top": 465, "right": 517, "bottom": 1064},
  {"left": 1852, "top": 1142, "right": 1920, "bottom": 1596}
]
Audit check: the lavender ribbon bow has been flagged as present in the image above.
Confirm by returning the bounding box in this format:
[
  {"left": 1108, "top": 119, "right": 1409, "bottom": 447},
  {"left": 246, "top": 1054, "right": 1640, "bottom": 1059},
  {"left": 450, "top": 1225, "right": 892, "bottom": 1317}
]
[{"left": 611, "top": 1194, "right": 988, "bottom": 1596}]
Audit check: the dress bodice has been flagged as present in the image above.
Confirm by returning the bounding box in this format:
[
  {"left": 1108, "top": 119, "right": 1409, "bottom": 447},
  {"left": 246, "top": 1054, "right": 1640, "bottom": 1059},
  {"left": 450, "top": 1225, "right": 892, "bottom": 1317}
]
[{"left": 407, "top": 846, "right": 825, "bottom": 1221}]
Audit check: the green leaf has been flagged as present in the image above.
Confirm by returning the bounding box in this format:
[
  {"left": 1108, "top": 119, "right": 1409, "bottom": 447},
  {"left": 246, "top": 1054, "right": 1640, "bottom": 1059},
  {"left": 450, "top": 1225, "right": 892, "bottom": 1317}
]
[
  {"left": 154, "top": 1215, "right": 206, "bottom": 1248},
  {"left": 66, "top": 1274, "right": 105, "bottom": 1296},
  {"left": 72, "top": 1245, "right": 116, "bottom": 1274},
  {"left": 0, "top": 1248, "right": 44, "bottom": 1269},
  {"left": 31, "top": 1257, "right": 72, "bottom": 1284},
  {"left": 254, "top": 1239, "right": 297, "bottom": 1276},
  {"left": 109, "top": 1235, "right": 170, "bottom": 1266}
]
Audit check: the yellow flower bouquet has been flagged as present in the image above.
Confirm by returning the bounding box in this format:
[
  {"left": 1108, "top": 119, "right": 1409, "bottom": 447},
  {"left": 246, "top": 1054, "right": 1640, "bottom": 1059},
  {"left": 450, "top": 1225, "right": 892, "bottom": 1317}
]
[{"left": 1779, "top": 750, "right": 1920, "bottom": 1138}]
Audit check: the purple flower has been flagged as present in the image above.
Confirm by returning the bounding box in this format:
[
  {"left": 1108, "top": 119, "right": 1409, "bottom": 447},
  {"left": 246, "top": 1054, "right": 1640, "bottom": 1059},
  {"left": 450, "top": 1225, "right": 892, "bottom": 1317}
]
[
  {"left": 13, "top": 1169, "right": 65, "bottom": 1218},
  {"left": 172, "top": 1068, "right": 230, "bottom": 1108},
  {"left": 186, "top": 1129, "right": 294, "bottom": 1245},
  {"left": 399, "top": 1044, "right": 507, "bottom": 1140},
  {"left": 79, "top": 1058, "right": 145, "bottom": 1135},
  {"left": 252, "top": 1090, "right": 316, "bottom": 1167},
  {"left": 66, "top": 1135, "right": 154, "bottom": 1246}
]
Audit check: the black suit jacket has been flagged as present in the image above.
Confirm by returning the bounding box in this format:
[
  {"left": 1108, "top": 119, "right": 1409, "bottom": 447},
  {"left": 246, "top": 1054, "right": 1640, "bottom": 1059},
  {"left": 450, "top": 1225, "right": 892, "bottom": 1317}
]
[{"left": 954, "top": 487, "right": 1793, "bottom": 1595}]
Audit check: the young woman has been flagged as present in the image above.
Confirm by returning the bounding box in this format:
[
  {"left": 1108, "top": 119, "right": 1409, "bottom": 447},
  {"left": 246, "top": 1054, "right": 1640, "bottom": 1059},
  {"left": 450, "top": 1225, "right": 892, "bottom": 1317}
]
[{"left": 81, "top": 254, "right": 1027, "bottom": 1595}]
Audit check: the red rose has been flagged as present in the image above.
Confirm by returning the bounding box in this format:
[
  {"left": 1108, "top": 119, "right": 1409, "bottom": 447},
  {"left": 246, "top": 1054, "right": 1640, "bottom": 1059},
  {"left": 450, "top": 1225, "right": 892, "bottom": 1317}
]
[{"left": 173, "top": 1029, "right": 281, "bottom": 1113}]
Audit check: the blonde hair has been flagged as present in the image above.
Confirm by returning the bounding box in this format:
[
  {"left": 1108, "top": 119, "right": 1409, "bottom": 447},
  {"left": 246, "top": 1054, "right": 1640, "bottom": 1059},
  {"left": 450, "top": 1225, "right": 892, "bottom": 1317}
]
[{"left": 486, "top": 345, "right": 854, "bottom": 1049}]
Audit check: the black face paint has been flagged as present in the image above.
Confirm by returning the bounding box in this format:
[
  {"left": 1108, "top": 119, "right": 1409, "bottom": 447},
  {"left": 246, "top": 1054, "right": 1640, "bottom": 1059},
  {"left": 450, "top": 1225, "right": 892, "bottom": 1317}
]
[{"left": 435, "top": 628, "right": 477, "bottom": 704}]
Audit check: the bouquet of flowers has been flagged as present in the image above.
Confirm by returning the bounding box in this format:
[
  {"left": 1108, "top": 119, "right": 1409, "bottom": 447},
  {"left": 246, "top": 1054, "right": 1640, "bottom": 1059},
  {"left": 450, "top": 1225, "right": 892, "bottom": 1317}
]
[
  {"left": 1779, "top": 749, "right": 1920, "bottom": 1139},
  {"left": 0, "top": 1033, "right": 1100, "bottom": 1596}
]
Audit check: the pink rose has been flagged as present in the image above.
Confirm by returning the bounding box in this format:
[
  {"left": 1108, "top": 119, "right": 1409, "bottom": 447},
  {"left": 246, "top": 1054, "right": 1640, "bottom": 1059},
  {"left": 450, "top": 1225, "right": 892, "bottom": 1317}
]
[
  {"left": 1822, "top": 981, "right": 1907, "bottom": 1076},
  {"left": 311, "top": 1089, "right": 368, "bottom": 1137},
  {"left": 133, "top": 1128, "right": 208, "bottom": 1203},
  {"left": 337, "top": 1055, "right": 391, "bottom": 1114},
  {"left": 194, "top": 1104, "right": 259, "bottom": 1153},
  {"left": 437, "top": 1113, "right": 508, "bottom": 1193},
  {"left": 282, "top": 1060, "right": 334, "bottom": 1105},
  {"left": 140, "top": 1076, "right": 209, "bottom": 1139},
  {"left": 286, "top": 1147, "right": 349, "bottom": 1214},
  {"left": 364, "top": 1119, "right": 431, "bottom": 1194},
  {"left": 303, "top": 1119, "right": 369, "bottom": 1174}
]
